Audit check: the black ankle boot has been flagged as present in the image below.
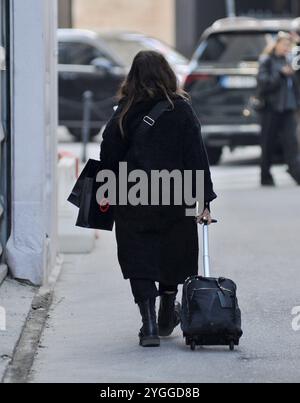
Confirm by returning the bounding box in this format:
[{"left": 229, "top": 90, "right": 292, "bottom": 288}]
[
  {"left": 261, "top": 175, "right": 275, "bottom": 186},
  {"left": 158, "top": 293, "right": 181, "bottom": 337},
  {"left": 287, "top": 167, "right": 300, "bottom": 185},
  {"left": 137, "top": 298, "right": 160, "bottom": 347}
]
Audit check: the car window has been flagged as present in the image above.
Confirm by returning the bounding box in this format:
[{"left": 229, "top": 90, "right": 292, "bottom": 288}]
[
  {"left": 58, "top": 41, "right": 109, "bottom": 65},
  {"left": 142, "top": 37, "right": 188, "bottom": 65},
  {"left": 103, "top": 38, "right": 149, "bottom": 66},
  {"left": 104, "top": 37, "right": 188, "bottom": 67},
  {"left": 197, "top": 32, "right": 277, "bottom": 64}
]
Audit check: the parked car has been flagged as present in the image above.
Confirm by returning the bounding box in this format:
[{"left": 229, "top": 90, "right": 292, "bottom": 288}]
[
  {"left": 58, "top": 29, "right": 189, "bottom": 140},
  {"left": 184, "top": 17, "right": 300, "bottom": 164},
  {"left": 99, "top": 31, "right": 190, "bottom": 85},
  {"left": 58, "top": 29, "right": 126, "bottom": 139}
]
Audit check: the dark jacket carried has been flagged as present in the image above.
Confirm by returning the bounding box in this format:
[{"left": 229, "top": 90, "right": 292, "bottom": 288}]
[
  {"left": 99, "top": 95, "right": 217, "bottom": 285},
  {"left": 257, "top": 54, "right": 300, "bottom": 112}
]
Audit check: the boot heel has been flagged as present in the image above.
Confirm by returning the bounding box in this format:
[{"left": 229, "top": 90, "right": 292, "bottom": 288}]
[{"left": 140, "top": 336, "right": 160, "bottom": 347}]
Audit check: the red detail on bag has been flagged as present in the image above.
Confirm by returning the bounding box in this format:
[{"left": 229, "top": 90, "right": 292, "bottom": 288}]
[{"left": 99, "top": 201, "right": 110, "bottom": 213}]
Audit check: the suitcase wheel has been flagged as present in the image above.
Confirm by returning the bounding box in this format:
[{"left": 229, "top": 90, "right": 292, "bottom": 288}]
[
  {"left": 190, "top": 340, "right": 196, "bottom": 351},
  {"left": 229, "top": 341, "right": 235, "bottom": 351}
]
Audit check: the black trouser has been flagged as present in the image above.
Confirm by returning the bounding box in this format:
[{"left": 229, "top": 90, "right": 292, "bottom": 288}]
[
  {"left": 260, "top": 109, "right": 300, "bottom": 180},
  {"left": 130, "top": 279, "right": 178, "bottom": 304}
]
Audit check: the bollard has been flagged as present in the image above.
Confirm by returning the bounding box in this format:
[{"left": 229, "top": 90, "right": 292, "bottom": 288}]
[{"left": 82, "top": 90, "right": 94, "bottom": 163}]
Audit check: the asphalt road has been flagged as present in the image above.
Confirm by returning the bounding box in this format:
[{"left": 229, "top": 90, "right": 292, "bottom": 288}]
[{"left": 29, "top": 131, "right": 300, "bottom": 383}]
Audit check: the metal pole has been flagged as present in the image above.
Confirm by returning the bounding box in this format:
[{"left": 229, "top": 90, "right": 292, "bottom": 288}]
[
  {"left": 226, "top": 0, "right": 236, "bottom": 17},
  {"left": 82, "top": 91, "right": 93, "bottom": 163}
]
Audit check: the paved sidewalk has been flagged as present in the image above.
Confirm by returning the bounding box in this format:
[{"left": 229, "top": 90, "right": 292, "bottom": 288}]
[
  {"left": 0, "top": 279, "right": 36, "bottom": 381},
  {"left": 30, "top": 186, "right": 300, "bottom": 383}
]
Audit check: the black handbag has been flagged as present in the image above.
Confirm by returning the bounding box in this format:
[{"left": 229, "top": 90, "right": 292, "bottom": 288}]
[
  {"left": 67, "top": 158, "right": 101, "bottom": 208},
  {"left": 67, "top": 100, "right": 171, "bottom": 231},
  {"left": 67, "top": 158, "right": 114, "bottom": 231}
]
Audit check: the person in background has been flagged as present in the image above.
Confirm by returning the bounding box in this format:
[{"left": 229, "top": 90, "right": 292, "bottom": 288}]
[{"left": 257, "top": 31, "right": 300, "bottom": 186}]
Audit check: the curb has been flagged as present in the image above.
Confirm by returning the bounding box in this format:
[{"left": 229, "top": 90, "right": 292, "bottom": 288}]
[
  {"left": 0, "top": 264, "right": 8, "bottom": 287},
  {"left": 1, "top": 255, "right": 63, "bottom": 383}
]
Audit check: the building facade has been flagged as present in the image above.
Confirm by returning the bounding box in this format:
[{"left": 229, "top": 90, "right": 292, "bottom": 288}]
[
  {"left": 0, "top": 0, "right": 10, "bottom": 285},
  {"left": 0, "top": 0, "right": 58, "bottom": 286},
  {"left": 59, "top": 0, "right": 300, "bottom": 58},
  {"left": 176, "top": 0, "right": 300, "bottom": 57},
  {"left": 59, "top": 0, "right": 175, "bottom": 47}
]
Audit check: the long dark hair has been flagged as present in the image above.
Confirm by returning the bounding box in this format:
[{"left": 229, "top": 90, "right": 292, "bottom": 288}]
[{"left": 117, "top": 50, "right": 190, "bottom": 136}]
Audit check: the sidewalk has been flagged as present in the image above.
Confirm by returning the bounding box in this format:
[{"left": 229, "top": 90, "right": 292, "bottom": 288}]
[
  {"left": 29, "top": 186, "right": 300, "bottom": 383},
  {"left": 0, "top": 279, "right": 36, "bottom": 381}
]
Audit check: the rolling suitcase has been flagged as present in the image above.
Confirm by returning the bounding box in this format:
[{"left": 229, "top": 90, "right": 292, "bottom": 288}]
[{"left": 181, "top": 220, "right": 243, "bottom": 351}]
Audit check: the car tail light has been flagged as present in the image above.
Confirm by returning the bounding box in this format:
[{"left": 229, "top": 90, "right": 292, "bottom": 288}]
[{"left": 184, "top": 73, "right": 212, "bottom": 88}]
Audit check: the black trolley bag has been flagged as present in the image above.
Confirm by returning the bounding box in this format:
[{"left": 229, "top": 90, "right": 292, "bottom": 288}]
[{"left": 181, "top": 220, "right": 243, "bottom": 351}]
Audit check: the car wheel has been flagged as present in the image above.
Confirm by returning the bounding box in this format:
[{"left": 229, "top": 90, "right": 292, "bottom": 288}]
[
  {"left": 206, "top": 146, "right": 223, "bottom": 166},
  {"left": 67, "top": 127, "right": 101, "bottom": 141}
]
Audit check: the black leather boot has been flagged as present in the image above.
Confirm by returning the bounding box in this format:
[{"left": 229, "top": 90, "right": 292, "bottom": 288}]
[
  {"left": 261, "top": 174, "right": 275, "bottom": 186},
  {"left": 158, "top": 293, "right": 181, "bottom": 337},
  {"left": 287, "top": 166, "right": 300, "bottom": 185},
  {"left": 137, "top": 298, "right": 160, "bottom": 347}
]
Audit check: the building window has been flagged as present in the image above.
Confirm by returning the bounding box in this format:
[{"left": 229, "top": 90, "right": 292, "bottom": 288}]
[{"left": 236, "top": 0, "right": 298, "bottom": 17}]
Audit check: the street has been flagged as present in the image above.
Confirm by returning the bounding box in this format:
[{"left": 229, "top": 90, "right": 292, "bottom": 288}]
[
  {"left": 27, "top": 131, "right": 300, "bottom": 383},
  {"left": 2, "top": 0, "right": 300, "bottom": 386}
]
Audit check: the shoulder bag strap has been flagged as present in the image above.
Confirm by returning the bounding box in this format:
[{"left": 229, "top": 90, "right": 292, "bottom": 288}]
[{"left": 135, "top": 100, "right": 172, "bottom": 136}]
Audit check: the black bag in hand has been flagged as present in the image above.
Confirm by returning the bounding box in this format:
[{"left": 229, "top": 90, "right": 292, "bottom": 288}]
[{"left": 67, "top": 159, "right": 114, "bottom": 231}]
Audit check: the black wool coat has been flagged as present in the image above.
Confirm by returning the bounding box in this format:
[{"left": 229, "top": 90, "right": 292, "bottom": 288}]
[{"left": 100, "top": 95, "right": 217, "bottom": 285}]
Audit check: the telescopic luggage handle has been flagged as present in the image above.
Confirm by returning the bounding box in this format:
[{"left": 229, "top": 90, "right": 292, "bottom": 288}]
[{"left": 198, "top": 219, "right": 218, "bottom": 278}]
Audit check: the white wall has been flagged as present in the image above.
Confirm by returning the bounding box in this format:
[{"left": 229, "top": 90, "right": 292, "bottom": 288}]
[{"left": 6, "top": 0, "right": 58, "bottom": 285}]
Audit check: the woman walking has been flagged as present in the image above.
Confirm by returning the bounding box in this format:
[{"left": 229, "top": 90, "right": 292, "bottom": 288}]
[
  {"left": 258, "top": 32, "right": 300, "bottom": 186},
  {"left": 100, "top": 51, "right": 217, "bottom": 347}
]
